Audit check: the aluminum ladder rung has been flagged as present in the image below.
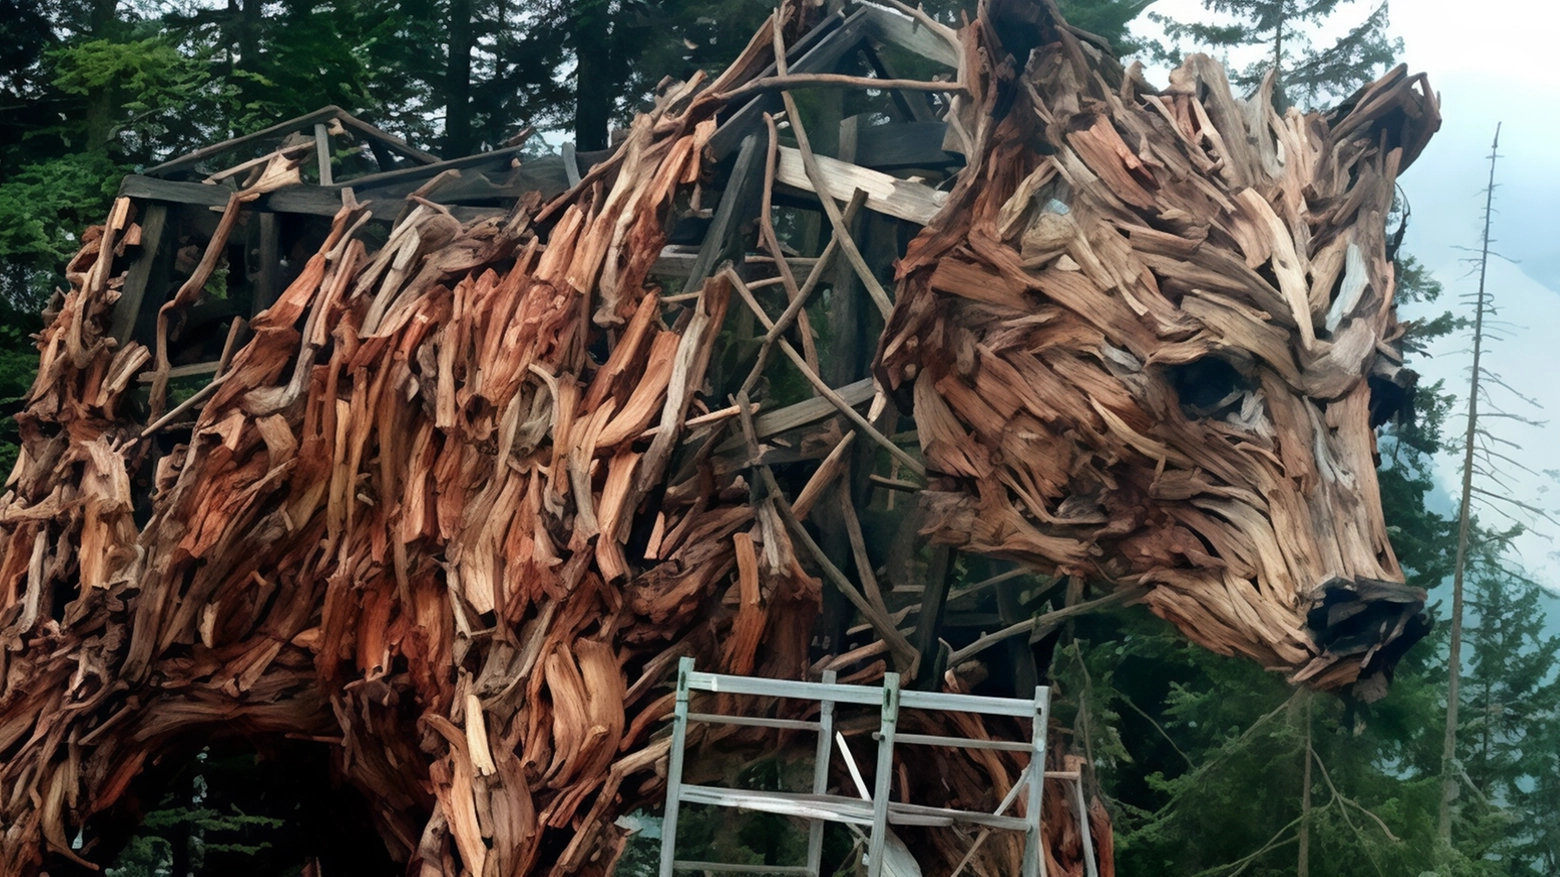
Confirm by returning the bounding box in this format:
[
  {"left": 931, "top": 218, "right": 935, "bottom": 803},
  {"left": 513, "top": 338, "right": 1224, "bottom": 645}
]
[{"left": 659, "top": 657, "right": 1055, "bottom": 877}]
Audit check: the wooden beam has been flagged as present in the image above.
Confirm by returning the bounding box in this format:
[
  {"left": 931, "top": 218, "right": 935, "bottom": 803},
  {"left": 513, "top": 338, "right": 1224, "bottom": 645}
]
[
  {"left": 996, "top": 567, "right": 1039, "bottom": 693},
  {"left": 716, "top": 73, "right": 965, "bottom": 103},
  {"left": 333, "top": 109, "right": 442, "bottom": 165},
  {"left": 110, "top": 203, "right": 169, "bottom": 346},
  {"left": 679, "top": 133, "right": 765, "bottom": 296},
  {"left": 711, "top": 377, "right": 875, "bottom": 457},
  {"left": 314, "top": 123, "right": 333, "bottom": 186},
  {"left": 652, "top": 250, "right": 819, "bottom": 279},
  {"left": 252, "top": 212, "right": 281, "bottom": 318},
  {"left": 121, "top": 176, "right": 318, "bottom": 214},
  {"left": 136, "top": 360, "right": 221, "bottom": 384},
  {"left": 913, "top": 545, "right": 954, "bottom": 689},
  {"left": 118, "top": 176, "right": 510, "bottom": 224},
  {"left": 853, "top": 120, "right": 959, "bottom": 170},
  {"left": 775, "top": 145, "right": 947, "bottom": 226},
  {"left": 318, "top": 145, "right": 526, "bottom": 191},
  {"left": 859, "top": 40, "right": 940, "bottom": 123},
  {"left": 709, "top": 9, "right": 867, "bottom": 160},
  {"left": 857, "top": 2, "right": 961, "bottom": 68},
  {"left": 145, "top": 106, "right": 345, "bottom": 176},
  {"left": 561, "top": 142, "right": 582, "bottom": 187},
  {"left": 947, "top": 587, "right": 1151, "bottom": 666}
]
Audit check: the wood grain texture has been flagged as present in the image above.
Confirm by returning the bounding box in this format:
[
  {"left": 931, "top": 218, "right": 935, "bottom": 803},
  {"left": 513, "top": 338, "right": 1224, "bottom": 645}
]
[{"left": 877, "top": 4, "right": 1439, "bottom": 694}]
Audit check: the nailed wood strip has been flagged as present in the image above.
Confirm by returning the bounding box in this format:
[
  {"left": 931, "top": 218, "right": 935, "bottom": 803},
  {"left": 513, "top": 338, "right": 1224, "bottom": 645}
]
[{"left": 775, "top": 146, "right": 948, "bottom": 225}]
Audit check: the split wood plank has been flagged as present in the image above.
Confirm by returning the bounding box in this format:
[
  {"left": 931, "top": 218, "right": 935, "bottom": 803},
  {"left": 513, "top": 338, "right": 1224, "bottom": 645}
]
[{"left": 774, "top": 145, "right": 948, "bottom": 225}]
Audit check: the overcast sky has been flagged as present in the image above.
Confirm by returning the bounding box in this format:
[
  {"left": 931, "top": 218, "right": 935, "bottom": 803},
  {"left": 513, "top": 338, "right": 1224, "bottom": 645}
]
[{"left": 1129, "top": 0, "right": 1560, "bottom": 589}]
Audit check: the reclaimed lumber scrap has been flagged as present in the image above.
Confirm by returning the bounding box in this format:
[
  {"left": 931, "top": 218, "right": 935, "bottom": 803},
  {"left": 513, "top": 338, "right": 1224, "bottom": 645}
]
[
  {"left": 708, "top": 8, "right": 867, "bottom": 160},
  {"left": 856, "top": 1, "right": 961, "bottom": 67},
  {"left": 144, "top": 105, "right": 346, "bottom": 176},
  {"left": 774, "top": 146, "right": 949, "bottom": 224}
]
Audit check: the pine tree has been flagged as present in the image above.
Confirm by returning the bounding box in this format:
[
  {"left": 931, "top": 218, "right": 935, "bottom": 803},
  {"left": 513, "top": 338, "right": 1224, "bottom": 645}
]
[
  {"left": 1434, "top": 125, "right": 1557, "bottom": 847},
  {"left": 1152, "top": 0, "right": 1401, "bottom": 109},
  {"left": 1447, "top": 541, "right": 1560, "bottom": 875}
]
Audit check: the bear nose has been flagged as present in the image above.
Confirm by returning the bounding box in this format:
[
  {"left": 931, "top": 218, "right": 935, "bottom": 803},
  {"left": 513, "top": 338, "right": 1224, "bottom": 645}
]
[{"left": 1305, "top": 576, "right": 1430, "bottom": 677}]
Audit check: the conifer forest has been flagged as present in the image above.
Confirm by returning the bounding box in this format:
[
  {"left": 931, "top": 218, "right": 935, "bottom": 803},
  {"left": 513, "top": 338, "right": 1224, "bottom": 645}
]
[{"left": 0, "top": 0, "right": 1556, "bottom": 875}]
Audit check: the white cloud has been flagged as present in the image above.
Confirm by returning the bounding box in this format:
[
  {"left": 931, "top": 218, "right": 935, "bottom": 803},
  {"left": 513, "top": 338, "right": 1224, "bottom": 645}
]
[{"left": 1390, "top": 1, "right": 1560, "bottom": 588}]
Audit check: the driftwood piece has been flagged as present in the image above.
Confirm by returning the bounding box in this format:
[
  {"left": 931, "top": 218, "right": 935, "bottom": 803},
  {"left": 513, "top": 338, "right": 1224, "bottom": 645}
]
[{"left": 0, "top": 0, "right": 1437, "bottom": 874}]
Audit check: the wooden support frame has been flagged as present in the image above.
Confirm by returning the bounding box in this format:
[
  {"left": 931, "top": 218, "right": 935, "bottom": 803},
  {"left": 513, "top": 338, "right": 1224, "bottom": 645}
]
[
  {"left": 856, "top": 2, "right": 961, "bottom": 67},
  {"left": 680, "top": 133, "right": 766, "bottom": 296},
  {"left": 709, "top": 9, "right": 869, "bottom": 160},
  {"left": 997, "top": 566, "right": 1040, "bottom": 695},
  {"left": 912, "top": 545, "right": 954, "bottom": 689},
  {"left": 146, "top": 106, "right": 442, "bottom": 178},
  {"left": 857, "top": 40, "right": 940, "bottom": 123},
  {"left": 333, "top": 109, "right": 441, "bottom": 165},
  {"left": 145, "top": 106, "right": 345, "bottom": 176},
  {"left": 253, "top": 212, "right": 281, "bottom": 318},
  {"left": 117, "top": 175, "right": 510, "bottom": 223},
  {"left": 110, "top": 203, "right": 170, "bottom": 345}
]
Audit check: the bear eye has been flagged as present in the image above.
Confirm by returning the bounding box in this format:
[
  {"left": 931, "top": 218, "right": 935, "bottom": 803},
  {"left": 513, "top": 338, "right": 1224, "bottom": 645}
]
[{"left": 1168, "top": 357, "right": 1255, "bottom": 420}]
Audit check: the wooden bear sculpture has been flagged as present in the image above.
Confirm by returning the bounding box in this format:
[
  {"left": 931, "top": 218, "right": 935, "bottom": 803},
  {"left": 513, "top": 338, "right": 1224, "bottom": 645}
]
[{"left": 0, "top": 0, "right": 1436, "bottom": 873}]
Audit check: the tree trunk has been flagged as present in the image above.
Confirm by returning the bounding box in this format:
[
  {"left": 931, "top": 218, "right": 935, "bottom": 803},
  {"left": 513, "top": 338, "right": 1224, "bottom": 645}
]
[
  {"left": 571, "top": 0, "right": 611, "bottom": 151},
  {"left": 1298, "top": 694, "right": 1312, "bottom": 877},
  {"left": 1439, "top": 124, "right": 1502, "bottom": 842},
  {"left": 84, "top": 0, "right": 119, "bottom": 152},
  {"left": 445, "top": 0, "right": 474, "bottom": 157},
  {"left": 239, "top": 0, "right": 262, "bottom": 70}
]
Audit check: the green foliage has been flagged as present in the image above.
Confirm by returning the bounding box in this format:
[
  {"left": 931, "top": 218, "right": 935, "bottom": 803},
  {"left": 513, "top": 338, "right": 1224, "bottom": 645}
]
[
  {"left": 52, "top": 37, "right": 203, "bottom": 105},
  {"left": 105, "top": 751, "right": 288, "bottom": 877},
  {"left": 1053, "top": 603, "right": 1534, "bottom": 876},
  {"left": 1151, "top": 0, "right": 1402, "bottom": 108},
  {"left": 0, "top": 307, "right": 41, "bottom": 476},
  {"left": 0, "top": 153, "right": 124, "bottom": 308},
  {"left": 1056, "top": 0, "right": 1156, "bottom": 53},
  {"left": 1454, "top": 551, "right": 1560, "bottom": 873}
]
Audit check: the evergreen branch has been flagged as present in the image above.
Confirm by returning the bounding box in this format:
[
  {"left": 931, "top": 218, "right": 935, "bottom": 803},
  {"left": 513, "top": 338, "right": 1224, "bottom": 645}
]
[
  {"left": 1154, "top": 690, "right": 1305, "bottom": 823},
  {"left": 1474, "top": 427, "right": 1526, "bottom": 450},
  {"left": 1472, "top": 444, "right": 1539, "bottom": 477},
  {"left": 1308, "top": 745, "right": 1401, "bottom": 843},
  {"left": 1116, "top": 688, "right": 1196, "bottom": 770},
  {"left": 1189, "top": 814, "right": 1304, "bottom": 877},
  {"left": 1469, "top": 486, "right": 1558, "bottom": 523}
]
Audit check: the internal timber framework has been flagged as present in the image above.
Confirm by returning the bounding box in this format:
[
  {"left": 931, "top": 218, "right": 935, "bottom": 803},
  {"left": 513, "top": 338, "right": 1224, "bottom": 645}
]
[{"left": 0, "top": 0, "right": 1438, "bottom": 874}]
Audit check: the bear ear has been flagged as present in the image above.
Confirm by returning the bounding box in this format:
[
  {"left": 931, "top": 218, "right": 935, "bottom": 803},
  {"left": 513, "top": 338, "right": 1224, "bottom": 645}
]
[{"left": 1323, "top": 66, "right": 1441, "bottom": 171}]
